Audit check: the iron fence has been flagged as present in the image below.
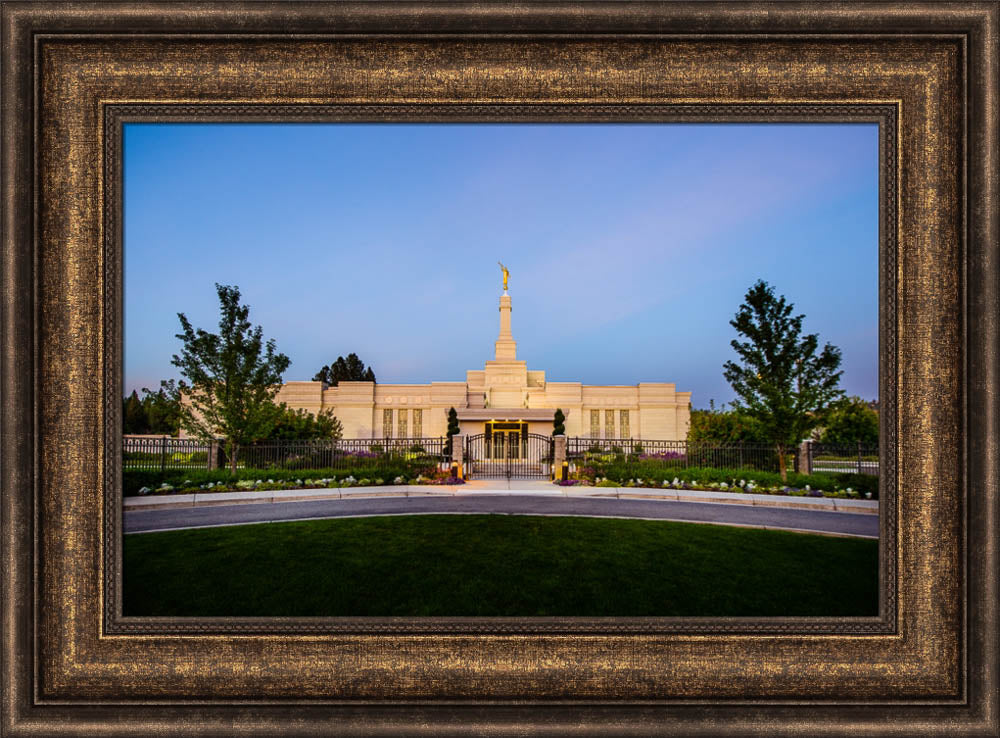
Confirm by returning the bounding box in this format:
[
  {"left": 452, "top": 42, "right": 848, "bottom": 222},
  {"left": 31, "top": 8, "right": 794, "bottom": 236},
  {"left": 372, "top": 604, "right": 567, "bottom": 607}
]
[
  {"left": 566, "top": 438, "right": 796, "bottom": 473},
  {"left": 123, "top": 436, "right": 212, "bottom": 471},
  {"left": 123, "top": 436, "right": 450, "bottom": 474},
  {"left": 809, "top": 442, "right": 879, "bottom": 475},
  {"left": 232, "top": 437, "right": 449, "bottom": 473}
]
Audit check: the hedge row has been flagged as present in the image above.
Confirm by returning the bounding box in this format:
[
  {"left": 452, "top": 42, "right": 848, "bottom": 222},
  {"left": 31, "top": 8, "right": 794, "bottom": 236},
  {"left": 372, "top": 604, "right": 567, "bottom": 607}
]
[{"left": 123, "top": 461, "right": 440, "bottom": 497}]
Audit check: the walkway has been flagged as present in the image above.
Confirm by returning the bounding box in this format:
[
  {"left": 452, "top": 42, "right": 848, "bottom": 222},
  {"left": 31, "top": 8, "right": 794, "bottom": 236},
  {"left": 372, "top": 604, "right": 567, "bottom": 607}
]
[{"left": 124, "top": 483, "right": 880, "bottom": 538}]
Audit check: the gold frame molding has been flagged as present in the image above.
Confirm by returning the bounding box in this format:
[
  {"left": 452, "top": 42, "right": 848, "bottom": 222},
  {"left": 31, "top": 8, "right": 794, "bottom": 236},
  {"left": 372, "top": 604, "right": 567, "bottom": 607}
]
[{"left": 2, "top": 2, "right": 997, "bottom": 735}]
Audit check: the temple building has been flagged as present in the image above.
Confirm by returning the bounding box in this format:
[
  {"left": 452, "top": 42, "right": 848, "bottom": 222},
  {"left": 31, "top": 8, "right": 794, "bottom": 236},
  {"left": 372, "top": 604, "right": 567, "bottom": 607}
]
[{"left": 274, "top": 273, "right": 692, "bottom": 442}]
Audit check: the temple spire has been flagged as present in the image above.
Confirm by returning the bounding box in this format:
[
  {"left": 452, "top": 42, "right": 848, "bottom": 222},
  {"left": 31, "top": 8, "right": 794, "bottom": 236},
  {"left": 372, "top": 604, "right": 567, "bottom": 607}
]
[{"left": 495, "top": 289, "right": 517, "bottom": 361}]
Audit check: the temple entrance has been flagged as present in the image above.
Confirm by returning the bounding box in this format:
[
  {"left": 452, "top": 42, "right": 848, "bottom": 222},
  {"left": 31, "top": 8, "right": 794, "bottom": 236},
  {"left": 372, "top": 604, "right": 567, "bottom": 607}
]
[{"left": 466, "top": 423, "right": 553, "bottom": 479}]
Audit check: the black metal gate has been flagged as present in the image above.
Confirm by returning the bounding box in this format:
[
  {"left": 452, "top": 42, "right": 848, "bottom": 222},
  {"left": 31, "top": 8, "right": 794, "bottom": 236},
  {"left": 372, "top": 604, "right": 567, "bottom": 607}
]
[{"left": 465, "top": 432, "right": 554, "bottom": 480}]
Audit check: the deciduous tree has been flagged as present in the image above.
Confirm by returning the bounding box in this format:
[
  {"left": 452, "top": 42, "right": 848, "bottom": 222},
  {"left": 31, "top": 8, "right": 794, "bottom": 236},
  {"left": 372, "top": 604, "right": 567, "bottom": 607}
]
[
  {"left": 265, "top": 404, "right": 344, "bottom": 441},
  {"left": 819, "top": 396, "right": 879, "bottom": 447},
  {"left": 171, "top": 283, "right": 291, "bottom": 474}
]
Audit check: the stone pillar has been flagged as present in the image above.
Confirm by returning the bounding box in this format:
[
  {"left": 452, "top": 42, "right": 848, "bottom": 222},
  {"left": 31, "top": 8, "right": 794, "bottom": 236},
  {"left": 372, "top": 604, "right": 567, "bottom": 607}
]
[
  {"left": 553, "top": 434, "right": 567, "bottom": 481},
  {"left": 452, "top": 434, "right": 465, "bottom": 477},
  {"left": 494, "top": 293, "right": 517, "bottom": 361},
  {"left": 798, "top": 439, "right": 812, "bottom": 476},
  {"left": 207, "top": 440, "right": 220, "bottom": 471}
]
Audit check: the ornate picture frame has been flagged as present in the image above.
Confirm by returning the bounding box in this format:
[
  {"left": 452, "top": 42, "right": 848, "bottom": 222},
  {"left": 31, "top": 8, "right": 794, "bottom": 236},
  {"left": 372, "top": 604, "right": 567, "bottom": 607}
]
[{"left": 2, "top": 3, "right": 996, "bottom": 735}]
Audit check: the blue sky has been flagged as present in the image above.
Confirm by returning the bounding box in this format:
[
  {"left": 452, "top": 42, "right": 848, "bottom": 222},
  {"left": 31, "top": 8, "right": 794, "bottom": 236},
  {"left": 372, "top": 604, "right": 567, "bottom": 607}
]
[{"left": 124, "top": 122, "right": 878, "bottom": 408}]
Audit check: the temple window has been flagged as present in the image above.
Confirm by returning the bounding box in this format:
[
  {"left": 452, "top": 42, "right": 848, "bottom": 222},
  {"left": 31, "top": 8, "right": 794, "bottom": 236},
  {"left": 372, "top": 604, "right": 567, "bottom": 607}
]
[
  {"left": 398, "top": 409, "right": 408, "bottom": 438},
  {"left": 605, "top": 409, "right": 615, "bottom": 438},
  {"left": 382, "top": 409, "right": 393, "bottom": 438},
  {"left": 413, "top": 409, "right": 422, "bottom": 437}
]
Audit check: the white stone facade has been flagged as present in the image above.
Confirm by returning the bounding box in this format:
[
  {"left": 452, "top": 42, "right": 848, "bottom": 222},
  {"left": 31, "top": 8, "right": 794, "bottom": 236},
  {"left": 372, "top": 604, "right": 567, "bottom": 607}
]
[{"left": 275, "top": 290, "right": 692, "bottom": 441}]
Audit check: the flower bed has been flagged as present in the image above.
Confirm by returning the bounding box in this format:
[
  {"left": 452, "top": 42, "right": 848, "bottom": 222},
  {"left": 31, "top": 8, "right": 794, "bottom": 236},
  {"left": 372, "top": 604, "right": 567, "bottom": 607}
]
[
  {"left": 564, "top": 464, "right": 878, "bottom": 500},
  {"left": 125, "top": 463, "right": 453, "bottom": 496}
]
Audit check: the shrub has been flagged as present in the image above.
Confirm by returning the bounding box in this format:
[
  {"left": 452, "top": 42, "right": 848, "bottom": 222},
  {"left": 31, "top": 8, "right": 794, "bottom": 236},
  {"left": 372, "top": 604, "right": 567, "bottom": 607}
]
[{"left": 832, "top": 472, "right": 879, "bottom": 497}]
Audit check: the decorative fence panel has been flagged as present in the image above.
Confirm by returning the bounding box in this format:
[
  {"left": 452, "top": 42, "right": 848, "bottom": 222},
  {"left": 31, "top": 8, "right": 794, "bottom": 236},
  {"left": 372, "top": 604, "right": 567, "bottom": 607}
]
[
  {"left": 232, "top": 437, "right": 449, "bottom": 474},
  {"left": 123, "top": 436, "right": 213, "bottom": 471},
  {"left": 123, "top": 436, "right": 450, "bottom": 476},
  {"left": 809, "top": 442, "right": 879, "bottom": 475},
  {"left": 566, "top": 438, "right": 796, "bottom": 474}
]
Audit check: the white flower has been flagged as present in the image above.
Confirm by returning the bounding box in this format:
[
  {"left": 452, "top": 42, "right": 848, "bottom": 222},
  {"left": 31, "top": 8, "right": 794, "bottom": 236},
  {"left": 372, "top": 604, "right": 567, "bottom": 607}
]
[
  {"left": 805, "top": 485, "right": 811, "bottom": 491},
  {"left": 739, "top": 479, "right": 746, "bottom": 487},
  {"left": 720, "top": 482, "right": 728, "bottom": 489},
  {"left": 394, "top": 476, "right": 404, "bottom": 484},
  {"left": 138, "top": 486, "right": 150, "bottom": 495}
]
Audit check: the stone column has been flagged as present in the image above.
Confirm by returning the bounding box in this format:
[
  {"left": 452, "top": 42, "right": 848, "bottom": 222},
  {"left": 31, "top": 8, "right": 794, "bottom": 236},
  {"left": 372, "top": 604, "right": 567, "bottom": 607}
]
[
  {"left": 553, "top": 434, "right": 567, "bottom": 481},
  {"left": 452, "top": 434, "right": 465, "bottom": 477},
  {"left": 798, "top": 439, "right": 812, "bottom": 475}
]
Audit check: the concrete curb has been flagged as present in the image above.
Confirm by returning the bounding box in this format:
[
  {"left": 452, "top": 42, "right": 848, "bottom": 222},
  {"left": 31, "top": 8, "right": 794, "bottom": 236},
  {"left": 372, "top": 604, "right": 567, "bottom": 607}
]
[
  {"left": 124, "top": 484, "right": 878, "bottom": 514},
  {"left": 566, "top": 487, "right": 878, "bottom": 513}
]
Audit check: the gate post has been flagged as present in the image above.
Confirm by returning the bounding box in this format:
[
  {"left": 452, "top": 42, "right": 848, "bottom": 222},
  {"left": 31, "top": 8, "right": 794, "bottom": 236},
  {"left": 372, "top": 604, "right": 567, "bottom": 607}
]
[
  {"left": 553, "top": 435, "right": 567, "bottom": 481},
  {"left": 453, "top": 434, "right": 465, "bottom": 478},
  {"left": 798, "top": 439, "right": 812, "bottom": 476}
]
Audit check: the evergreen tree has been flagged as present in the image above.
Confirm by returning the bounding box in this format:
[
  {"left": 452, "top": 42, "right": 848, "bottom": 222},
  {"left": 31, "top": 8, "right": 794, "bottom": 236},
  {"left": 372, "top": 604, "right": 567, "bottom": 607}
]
[
  {"left": 171, "top": 283, "right": 291, "bottom": 474},
  {"left": 723, "top": 280, "right": 844, "bottom": 481},
  {"left": 444, "top": 407, "right": 460, "bottom": 456},
  {"left": 552, "top": 408, "right": 566, "bottom": 436},
  {"left": 122, "top": 390, "right": 148, "bottom": 434},
  {"left": 141, "top": 379, "right": 182, "bottom": 435},
  {"left": 312, "top": 352, "right": 376, "bottom": 386}
]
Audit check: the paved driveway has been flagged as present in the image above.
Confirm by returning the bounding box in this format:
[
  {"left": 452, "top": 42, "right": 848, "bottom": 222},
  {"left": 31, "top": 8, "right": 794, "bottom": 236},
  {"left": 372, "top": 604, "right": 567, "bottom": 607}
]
[{"left": 125, "top": 494, "right": 879, "bottom": 538}]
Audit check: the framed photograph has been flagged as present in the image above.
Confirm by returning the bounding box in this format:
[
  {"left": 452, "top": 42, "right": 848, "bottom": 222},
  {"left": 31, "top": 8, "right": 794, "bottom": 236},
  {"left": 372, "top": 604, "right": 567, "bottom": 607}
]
[{"left": 2, "top": 2, "right": 996, "bottom": 735}]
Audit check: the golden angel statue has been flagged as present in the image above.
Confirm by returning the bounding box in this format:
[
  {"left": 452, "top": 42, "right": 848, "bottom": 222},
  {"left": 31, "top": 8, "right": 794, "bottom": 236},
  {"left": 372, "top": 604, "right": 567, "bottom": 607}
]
[{"left": 498, "top": 261, "right": 509, "bottom": 292}]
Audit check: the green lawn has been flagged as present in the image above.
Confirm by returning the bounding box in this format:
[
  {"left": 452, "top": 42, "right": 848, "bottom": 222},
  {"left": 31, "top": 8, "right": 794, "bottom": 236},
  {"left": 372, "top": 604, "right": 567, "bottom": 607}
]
[{"left": 123, "top": 515, "right": 878, "bottom": 617}]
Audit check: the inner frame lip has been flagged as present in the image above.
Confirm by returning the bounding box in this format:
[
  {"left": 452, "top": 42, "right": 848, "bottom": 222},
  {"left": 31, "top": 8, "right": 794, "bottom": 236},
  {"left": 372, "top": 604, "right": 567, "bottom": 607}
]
[{"left": 103, "top": 102, "right": 896, "bottom": 637}]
